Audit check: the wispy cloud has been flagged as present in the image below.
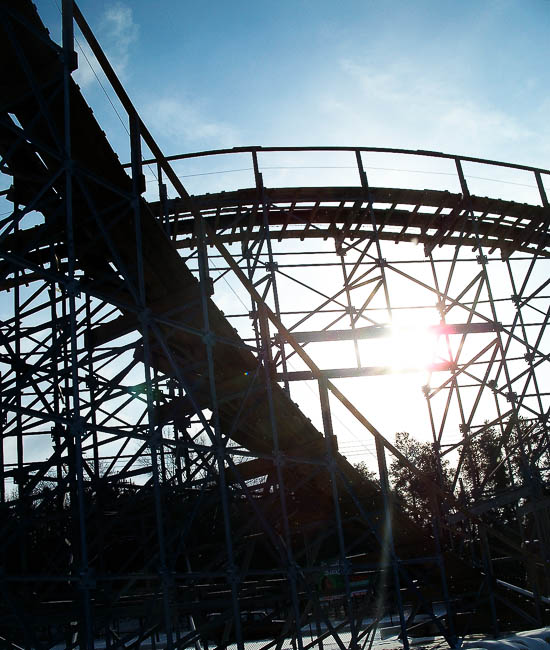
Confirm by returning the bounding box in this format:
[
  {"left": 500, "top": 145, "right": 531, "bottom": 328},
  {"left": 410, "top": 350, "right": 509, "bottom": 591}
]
[
  {"left": 73, "top": 41, "right": 98, "bottom": 89},
  {"left": 101, "top": 3, "right": 139, "bottom": 78},
  {"left": 143, "top": 97, "right": 239, "bottom": 150},
  {"left": 74, "top": 2, "right": 138, "bottom": 89},
  {"left": 329, "top": 59, "right": 533, "bottom": 155}
]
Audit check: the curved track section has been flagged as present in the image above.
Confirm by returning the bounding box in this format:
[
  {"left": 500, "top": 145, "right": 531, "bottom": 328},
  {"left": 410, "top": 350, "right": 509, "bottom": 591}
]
[{"left": 158, "top": 185, "right": 550, "bottom": 256}]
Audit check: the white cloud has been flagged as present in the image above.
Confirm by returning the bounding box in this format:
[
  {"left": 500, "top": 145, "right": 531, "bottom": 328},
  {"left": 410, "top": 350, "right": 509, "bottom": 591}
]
[
  {"left": 271, "top": 57, "right": 540, "bottom": 174},
  {"left": 74, "top": 2, "right": 138, "bottom": 89},
  {"left": 73, "top": 40, "right": 99, "bottom": 90},
  {"left": 144, "top": 97, "right": 239, "bottom": 149},
  {"left": 438, "top": 105, "right": 530, "bottom": 143},
  {"left": 334, "top": 59, "right": 533, "bottom": 154},
  {"left": 101, "top": 3, "right": 139, "bottom": 79}
]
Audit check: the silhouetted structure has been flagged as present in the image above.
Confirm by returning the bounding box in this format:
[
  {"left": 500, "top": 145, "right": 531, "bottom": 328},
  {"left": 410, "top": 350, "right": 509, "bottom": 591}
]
[{"left": 0, "top": 2, "right": 549, "bottom": 648}]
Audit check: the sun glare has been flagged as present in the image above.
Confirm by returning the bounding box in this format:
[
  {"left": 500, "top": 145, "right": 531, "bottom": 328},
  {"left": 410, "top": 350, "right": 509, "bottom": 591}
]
[
  {"left": 386, "top": 324, "right": 439, "bottom": 372},
  {"left": 351, "top": 314, "right": 444, "bottom": 378}
]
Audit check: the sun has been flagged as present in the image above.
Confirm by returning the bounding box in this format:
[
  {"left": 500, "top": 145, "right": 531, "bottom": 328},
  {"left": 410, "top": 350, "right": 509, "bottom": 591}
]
[
  {"left": 350, "top": 312, "right": 444, "bottom": 378},
  {"left": 386, "top": 323, "right": 440, "bottom": 373}
]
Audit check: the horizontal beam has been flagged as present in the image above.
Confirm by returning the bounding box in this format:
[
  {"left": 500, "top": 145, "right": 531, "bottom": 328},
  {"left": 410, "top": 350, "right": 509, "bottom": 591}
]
[
  {"left": 276, "top": 361, "right": 453, "bottom": 381},
  {"left": 289, "top": 322, "right": 500, "bottom": 343}
]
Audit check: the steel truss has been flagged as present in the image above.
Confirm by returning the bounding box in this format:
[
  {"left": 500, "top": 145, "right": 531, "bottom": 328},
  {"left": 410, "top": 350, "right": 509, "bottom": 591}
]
[{"left": 0, "top": 1, "right": 549, "bottom": 649}]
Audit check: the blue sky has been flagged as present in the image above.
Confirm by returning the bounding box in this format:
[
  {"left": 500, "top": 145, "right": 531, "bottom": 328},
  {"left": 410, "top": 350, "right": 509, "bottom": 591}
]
[{"left": 37, "top": 0, "right": 550, "bottom": 168}]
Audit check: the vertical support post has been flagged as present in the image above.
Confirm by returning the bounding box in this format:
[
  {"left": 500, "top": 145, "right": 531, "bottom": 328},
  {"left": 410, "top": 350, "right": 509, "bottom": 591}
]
[
  {"left": 339, "top": 255, "right": 362, "bottom": 368},
  {"left": 356, "top": 151, "right": 392, "bottom": 324},
  {"left": 14, "top": 220, "right": 23, "bottom": 502},
  {"left": 157, "top": 163, "right": 171, "bottom": 237},
  {"left": 195, "top": 209, "right": 244, "bottom": 650},
  {"left": 479, "top": 527, "right": 500, "bottom": 637},
  {"left": 455, "top": 158, "right": 505, "bottom": 636},
  {"left": 253, "top": 151, "right": 291, "bottom": 394},
  {"left": 258, "top": 305, "right": 304, "bottom": 650},
  {"left": 49, "top": 259, "right": 64, "bottom": 510},
  {"left": 318, "top": 376, "right": 358, "bottom": 650},
  {"left": 61, "top": 1, "right": 94, "bottom": 646},
  {"left": 430, "top": 492, "right": 457, "bottom": 647},
  {"left": 527, "top": 172, "right": 550, "bottom": 606},
  {"left": 422, "top": 258, "right": 457, "bottom": 644},
  {"left": 85, "top": 296, "right": 99, "bottom": 479},
  {"left": 375, "top": 438, "right": 409, "bottom": 650},
  {"left": 129, "top": 112, "right": 174, "bottom": 648}
]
